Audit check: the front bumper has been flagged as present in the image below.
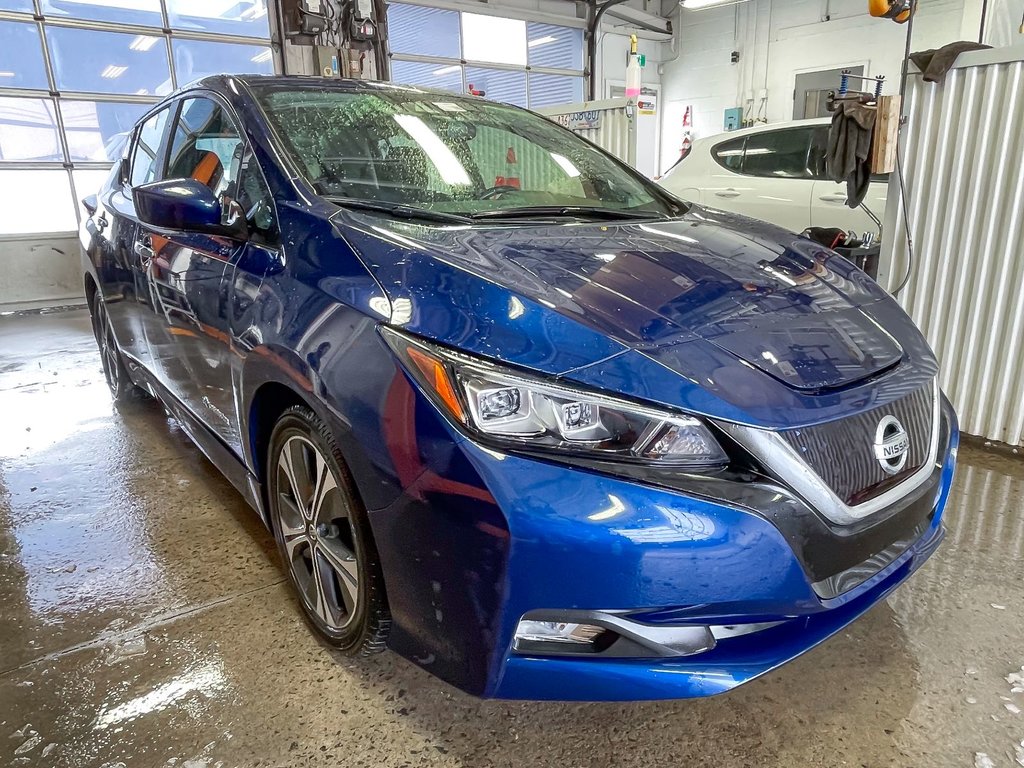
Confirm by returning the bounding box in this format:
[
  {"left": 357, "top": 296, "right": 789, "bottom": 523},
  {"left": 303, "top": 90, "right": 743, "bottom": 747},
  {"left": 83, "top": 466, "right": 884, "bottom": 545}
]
[{"left": 366, "top": 382, "right": 958, "bottom": 701}]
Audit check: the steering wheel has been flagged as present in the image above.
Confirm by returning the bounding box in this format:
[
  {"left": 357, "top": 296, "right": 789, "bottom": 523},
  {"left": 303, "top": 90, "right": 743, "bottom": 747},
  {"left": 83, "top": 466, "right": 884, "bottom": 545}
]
[{"left": 480, "top": 184, "right": 521, "bottom": 200}]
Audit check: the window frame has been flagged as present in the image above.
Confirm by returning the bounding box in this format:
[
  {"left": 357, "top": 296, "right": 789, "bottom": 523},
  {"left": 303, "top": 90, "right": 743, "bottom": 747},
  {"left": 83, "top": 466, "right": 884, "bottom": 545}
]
[
  {"left": 154, "top": 88, "right": 279, "bottom": 243},
  {"left": 710, "top": 135, "right": 746, "bottom": 174},
  {"left": 165, "top": 93, "right": 245, "bottom": 197},
  {"left": 127, "top": 103, "right": 174, "bottom": 192}
]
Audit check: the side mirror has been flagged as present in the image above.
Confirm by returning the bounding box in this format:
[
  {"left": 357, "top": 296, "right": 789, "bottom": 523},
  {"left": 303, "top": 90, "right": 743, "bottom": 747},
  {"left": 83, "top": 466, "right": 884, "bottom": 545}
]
[{"left": 133, "top": 178, "right": 243, "bottom": 238}]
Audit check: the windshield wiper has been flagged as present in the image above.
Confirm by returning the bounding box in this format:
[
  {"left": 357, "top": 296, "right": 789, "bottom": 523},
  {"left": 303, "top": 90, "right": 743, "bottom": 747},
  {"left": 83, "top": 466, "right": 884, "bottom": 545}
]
[
  {"left": 326, "top": 197, "right": 473, "bottom": 224},
  {"left": 467, "top": 206, "right": 670, "bottom": 222}
]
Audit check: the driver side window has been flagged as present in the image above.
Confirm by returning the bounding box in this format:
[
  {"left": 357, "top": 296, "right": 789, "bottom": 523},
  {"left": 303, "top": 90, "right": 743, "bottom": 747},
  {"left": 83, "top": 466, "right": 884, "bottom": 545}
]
[{"left": 166, "top": 97, "right": 244, "bottom": 200}]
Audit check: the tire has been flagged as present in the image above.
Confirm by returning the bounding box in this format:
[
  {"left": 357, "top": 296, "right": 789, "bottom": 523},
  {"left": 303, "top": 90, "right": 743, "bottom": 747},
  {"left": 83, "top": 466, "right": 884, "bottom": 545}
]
[
  {"left": 266, "top": 405, "right": 390, "bottom": 654},
  {"left": 89, "top": 294, "right": 146, "bottom": 402}
]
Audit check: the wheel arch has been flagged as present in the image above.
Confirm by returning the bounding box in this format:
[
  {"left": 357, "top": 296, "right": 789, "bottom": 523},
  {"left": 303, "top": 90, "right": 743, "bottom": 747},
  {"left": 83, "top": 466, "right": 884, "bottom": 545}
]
[
  {"left": 84, "top": 272, "right": 99, "bottom": 308},
  {"left": 245, "top": 378, "right": 316, "bottom": 525}
]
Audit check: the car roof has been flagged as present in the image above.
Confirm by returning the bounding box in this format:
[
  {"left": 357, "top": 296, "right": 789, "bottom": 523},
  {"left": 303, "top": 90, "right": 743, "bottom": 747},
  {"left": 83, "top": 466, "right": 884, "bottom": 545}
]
[
  {"left": 693, "top": 117, "right": 830, "bottom": 146},
  {"left": 183, "top": 73, "right": 477, "bottom": 100}
]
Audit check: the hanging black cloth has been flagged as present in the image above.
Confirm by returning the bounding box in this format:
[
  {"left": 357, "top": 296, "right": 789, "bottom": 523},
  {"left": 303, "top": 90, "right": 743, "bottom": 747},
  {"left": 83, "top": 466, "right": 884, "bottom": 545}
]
[
  {"left": 910, "top": 41, "right": 990, "bottom": 83},
  {"left": 826, "top": 100, "right": 877, "bottom": 209}
]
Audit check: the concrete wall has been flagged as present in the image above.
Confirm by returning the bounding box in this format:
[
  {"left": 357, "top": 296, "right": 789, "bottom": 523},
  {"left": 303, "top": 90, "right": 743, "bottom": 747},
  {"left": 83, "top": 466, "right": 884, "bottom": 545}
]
[
  {"left": 657, "top": 0, "right": 977, "bottom": 175},
  {"left": 0, "top": 235, "right": 84, "bottom": 311}
]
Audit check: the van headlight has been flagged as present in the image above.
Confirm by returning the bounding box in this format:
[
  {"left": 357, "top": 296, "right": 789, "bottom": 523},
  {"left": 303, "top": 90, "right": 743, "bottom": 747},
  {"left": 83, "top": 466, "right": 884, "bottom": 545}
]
[{"left": 381, "top": 327, "right": 727, "bottom": 468}]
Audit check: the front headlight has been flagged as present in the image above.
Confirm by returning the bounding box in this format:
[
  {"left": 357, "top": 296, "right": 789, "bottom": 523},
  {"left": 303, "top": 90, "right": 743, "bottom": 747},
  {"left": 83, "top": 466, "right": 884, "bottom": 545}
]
[{"left": 381, "top": 327, "right": 727, "bottom": 469}]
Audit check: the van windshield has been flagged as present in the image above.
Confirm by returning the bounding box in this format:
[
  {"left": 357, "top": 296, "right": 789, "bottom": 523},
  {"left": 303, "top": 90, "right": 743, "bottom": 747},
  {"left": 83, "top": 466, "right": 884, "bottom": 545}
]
[{"left": 254, "top": 85, "right": 680, "bottom": 219}]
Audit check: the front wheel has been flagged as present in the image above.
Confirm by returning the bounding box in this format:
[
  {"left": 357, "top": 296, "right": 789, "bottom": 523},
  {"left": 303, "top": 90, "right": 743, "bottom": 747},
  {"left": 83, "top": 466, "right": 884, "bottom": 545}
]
[{"left": 267, "top": 405, "right": 390, "bottom": 653}]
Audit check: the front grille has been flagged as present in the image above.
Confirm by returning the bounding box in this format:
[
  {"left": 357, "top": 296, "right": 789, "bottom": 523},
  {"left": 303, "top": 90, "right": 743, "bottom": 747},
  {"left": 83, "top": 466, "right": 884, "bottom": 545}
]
[{"left": 779, "top": 385, "right": 934, "bottom": 506}]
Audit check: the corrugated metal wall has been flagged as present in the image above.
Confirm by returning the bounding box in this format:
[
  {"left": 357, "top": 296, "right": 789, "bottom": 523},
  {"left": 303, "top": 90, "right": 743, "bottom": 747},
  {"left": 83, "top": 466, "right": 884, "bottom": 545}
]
[
  {"left": 535, "top": 98, "right": 637, "bottom": 168},
  {"left": 881, "top": 45, "right": 1024, "bottom": 447}
]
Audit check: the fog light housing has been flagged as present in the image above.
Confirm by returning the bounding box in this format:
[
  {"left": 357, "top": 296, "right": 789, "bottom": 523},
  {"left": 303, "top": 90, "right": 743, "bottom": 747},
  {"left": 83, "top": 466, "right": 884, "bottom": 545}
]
[{"left": 513, "top": 620, "right": 609, "bottom": 653}]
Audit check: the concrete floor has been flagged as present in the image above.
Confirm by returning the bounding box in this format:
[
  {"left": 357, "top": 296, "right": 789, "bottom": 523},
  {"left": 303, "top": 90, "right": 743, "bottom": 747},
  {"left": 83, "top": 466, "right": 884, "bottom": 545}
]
[{"left": 2, "top": 309, "right": 1023, "bottom": 768}]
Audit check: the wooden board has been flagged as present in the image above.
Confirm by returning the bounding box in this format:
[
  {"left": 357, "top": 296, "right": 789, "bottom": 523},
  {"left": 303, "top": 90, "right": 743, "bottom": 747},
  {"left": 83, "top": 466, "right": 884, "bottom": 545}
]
[{"left": 871, "top": 95, "right": 901, "bottom": 174}]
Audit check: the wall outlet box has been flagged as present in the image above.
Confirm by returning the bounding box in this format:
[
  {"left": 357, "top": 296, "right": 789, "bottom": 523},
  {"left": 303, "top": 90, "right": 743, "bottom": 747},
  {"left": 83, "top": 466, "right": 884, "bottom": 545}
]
[{"left": 724, "top": 107, "right": 743, "bottom": 130}]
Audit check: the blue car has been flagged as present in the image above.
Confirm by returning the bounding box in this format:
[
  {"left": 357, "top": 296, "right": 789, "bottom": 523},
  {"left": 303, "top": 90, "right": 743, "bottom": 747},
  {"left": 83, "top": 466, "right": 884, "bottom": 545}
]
[{"left": 80, "top": 75, "right": 958, "bottom": 701}]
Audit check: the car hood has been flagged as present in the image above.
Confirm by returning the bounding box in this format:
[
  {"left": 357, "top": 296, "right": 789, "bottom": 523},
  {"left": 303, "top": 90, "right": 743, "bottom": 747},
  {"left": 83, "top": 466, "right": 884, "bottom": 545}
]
[{"left": 334, "top": 206, "right": 937, "bottom": 428}]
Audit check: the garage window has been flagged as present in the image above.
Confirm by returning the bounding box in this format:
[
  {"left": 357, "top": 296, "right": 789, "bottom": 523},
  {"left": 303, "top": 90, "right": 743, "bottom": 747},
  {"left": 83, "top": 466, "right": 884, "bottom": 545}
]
[
  {"left": 387, "top": 3, "right": 584, "bottom": 110},
  {"left": 0, "top": 1, "right": 274, "bottom": 236}
]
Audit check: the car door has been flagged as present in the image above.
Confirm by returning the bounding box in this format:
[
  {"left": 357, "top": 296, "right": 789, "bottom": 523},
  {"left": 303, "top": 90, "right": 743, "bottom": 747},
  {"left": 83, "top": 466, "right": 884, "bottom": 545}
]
[
  {"left": 138, "top": 94, "right": 265, "bottom": 455},
  {"left": 707, "top": 127, "right": 816, "bottom": 233},
  {"left": 94, "top": 105, "right": 173, "bottom": 369},
  {"left": 808, "top": 124, "right": 887, "bottom": 238}
]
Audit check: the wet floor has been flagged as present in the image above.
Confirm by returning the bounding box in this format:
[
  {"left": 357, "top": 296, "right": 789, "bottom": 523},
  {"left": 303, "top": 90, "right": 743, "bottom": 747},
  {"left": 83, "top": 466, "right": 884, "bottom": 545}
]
[{"left": 1, "top": 308, "right": 1023, "bottom": 768}]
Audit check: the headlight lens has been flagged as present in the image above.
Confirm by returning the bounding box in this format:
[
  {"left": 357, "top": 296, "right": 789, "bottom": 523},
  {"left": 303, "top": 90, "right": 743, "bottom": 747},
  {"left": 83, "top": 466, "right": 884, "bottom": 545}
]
[{"left": 382, "top": 327, "right": 727, "bottom": 468}]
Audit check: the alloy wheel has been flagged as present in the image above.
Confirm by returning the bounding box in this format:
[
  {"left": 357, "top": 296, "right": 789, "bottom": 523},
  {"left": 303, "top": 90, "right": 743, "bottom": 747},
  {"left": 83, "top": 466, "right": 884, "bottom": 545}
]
[{"left": 275, "top": 435, "right": 360, "bottom": 631}]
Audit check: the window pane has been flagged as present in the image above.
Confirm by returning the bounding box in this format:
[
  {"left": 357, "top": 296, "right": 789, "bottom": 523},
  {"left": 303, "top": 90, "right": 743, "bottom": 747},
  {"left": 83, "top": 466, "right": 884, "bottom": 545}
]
[
  {"left": 40, "top": 0, "right": 162, "bottom": 27},
  {"left": 0, "top": 21, "right": 48, "bottom": 90},
  {"left": 46, "top": 27, "right": 172, "bottom": 96},
  {"left": 462, "top": 13, "right": 526, "bottom": 66},
  {"left": 73, "top": 167, "right": 116, "bottom": 207},
  {"left": 173, "top": 39, "right": 273, "bottom": 85},
  {"left": 465, "top": 67, "right": 527, "bottom": 108},
  {"left": 0, "top": 97, "right": 62, "bottom": 162},
  {"left": 528, "top": 73, "right": 583, "bottom": 109},
  {"left": 390, "top": 60, "right": 463, "bottom": 94},
  {"left": 62, "top": 100, "right": 151, "bottom": 163},
  {"left": 741, "top": 128, "right": 813, "bottom": 178},
  {"left": 166, "top": 97, "right": 243, "bottom": 198},
  {"left": 130, "top": 107, "right": 170, "bottom": 187},
  {"left": 387, "top": 4, "right": 460, "bottom": 58},
  {"left": 527, "top": 23, "right": 583, "bottom": 71},
  {"left": 236, "top": 152, "right": 276, "bottom": 236},
  {"left": 712, "top": 137, "right": 744, "bottom": 171},
  {"left": 0, "top": 0, "right": 34, "bottom": 12},
  {"left": 0, "top": 169, "right": 77, "bottom": 233},
  {"left": 166, "top": 0, "right": 269, "bottom": 37}
]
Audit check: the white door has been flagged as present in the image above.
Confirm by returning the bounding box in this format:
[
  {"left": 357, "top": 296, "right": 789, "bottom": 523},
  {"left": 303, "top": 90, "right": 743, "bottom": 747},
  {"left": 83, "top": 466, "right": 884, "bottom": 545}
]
[
  {"left": 806, "top": 124, "right": 886, "bottom": 237},
  {"left": 701, "top": 126, "right": 816, "bottom": 233},
  {"left": 810, "top": 178, "right": 888, "bottom": 239}
]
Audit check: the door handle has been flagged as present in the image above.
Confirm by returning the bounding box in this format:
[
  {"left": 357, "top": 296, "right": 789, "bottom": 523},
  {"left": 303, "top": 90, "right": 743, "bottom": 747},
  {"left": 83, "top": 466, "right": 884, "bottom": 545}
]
[
  {"left": 819, "top": 194, "right": 848, "bottom": 203},
  {"left": 135, "top": 235, "right": 154, "bottom": 265},
  {"left": 715, "top": 189, "right": 741, "bottom": 198}
]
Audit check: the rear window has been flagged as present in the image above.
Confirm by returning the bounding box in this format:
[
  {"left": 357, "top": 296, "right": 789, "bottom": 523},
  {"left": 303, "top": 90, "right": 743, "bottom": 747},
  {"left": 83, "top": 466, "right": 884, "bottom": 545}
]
[
  {"left": 712, "top": 136, "right": 744, "bottom": 172},
  {"left": 711, "top": 127, "right": 816, "bottom": 179}
]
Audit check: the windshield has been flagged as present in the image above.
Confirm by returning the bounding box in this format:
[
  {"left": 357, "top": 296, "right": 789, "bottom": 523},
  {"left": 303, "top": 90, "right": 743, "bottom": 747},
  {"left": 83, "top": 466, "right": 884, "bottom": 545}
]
[{"left": 254, "top": 84, "right": 679, "bottom": 218}]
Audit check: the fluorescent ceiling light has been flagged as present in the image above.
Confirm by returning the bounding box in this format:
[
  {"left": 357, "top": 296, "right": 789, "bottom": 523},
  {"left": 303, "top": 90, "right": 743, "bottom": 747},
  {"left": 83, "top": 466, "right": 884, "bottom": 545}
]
[
  {"left": 239, "top": 4, "right": 267, "bottom": 19},
  {"left": 129, "top": 35, "right": 159, "bottom": 51},
  {"left": 432, "top": 65, "right": 461, "bottom": 76},
  {"left": 0, "top": 71, "right": 15, "bottom": 78},
  {"left": 101, "top": 65, "right": 128, "bottom": 79},
  {"left": 528, "top": 35, "right": 556, "bottom": 48},
  {"left": 393, "top": 114, "right": 471, "bottom": 186},
  {"left": 681, "top": 0, "right": 752, "bottom": 9},
  {"left": 251, "top": 49, "right": 273, "bottom": 63}
]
